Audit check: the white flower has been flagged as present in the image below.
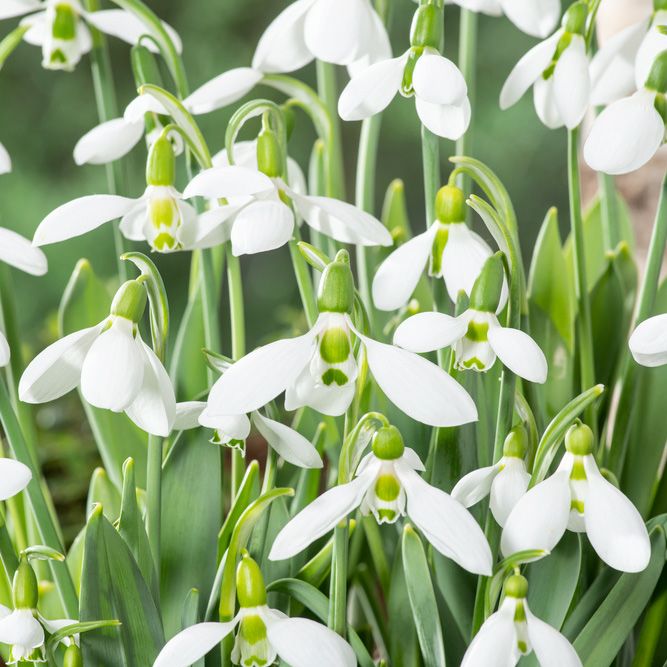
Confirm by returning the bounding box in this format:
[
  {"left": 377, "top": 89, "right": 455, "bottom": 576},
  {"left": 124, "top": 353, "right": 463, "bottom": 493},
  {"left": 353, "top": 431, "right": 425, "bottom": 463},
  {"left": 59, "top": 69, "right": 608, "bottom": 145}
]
[
  {"left": 461, "top": 575, "right": 581, "bottom": 667},
  {"left": 629, "top": 313, "right": 667, "bottom": 366},
  {"left": 0, "top": 142, "right": 11, "bottom": 174},
  {"left": 0, "top": 459, "right": 32, "bottom": 502},
  {"left": 1, "top": 0, "right": 181, "bottom": 72},
  {"left": 501, "top": 424, "right": 651, "bottom": 573},
  {"left": 269, "top": 425, "right": 492, "bottom": 575}
]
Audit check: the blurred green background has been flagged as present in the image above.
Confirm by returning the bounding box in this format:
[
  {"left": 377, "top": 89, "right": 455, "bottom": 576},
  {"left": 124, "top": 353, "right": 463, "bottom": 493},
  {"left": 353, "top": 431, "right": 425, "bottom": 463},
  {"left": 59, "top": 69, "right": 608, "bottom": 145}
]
[{"left": 0, "top": 0, "right": 569, "bottom": 540}]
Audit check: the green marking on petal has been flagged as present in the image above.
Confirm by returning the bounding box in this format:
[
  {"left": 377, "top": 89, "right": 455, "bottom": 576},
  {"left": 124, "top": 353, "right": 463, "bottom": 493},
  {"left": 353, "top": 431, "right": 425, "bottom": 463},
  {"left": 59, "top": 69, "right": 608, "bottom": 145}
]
[
  {"left": 428, "top": 224, "right": 449, "bottom": 277},
  {"left": 322, "top": 368, "right": 349, "bottom": 386},
  {"left": 377, "top": 509, "right": 397, "bottom": 522},
  {"left": 462, "top": 356, "right": 486, "bottom": 370},
  {"left": 319, "top": 327, "right": 351, "bottom": 364},
  {"left": 53, "top": 4, "right": 77, "bottom": 41},
  {"left": 571, "top": 499, "right": 585, "bottom": 513},
  {"left": 465, "top": 320, "right": 489, "bottom": 342},
  {"left": 375, "top": 474, "right": 401, "bottom": 502}
]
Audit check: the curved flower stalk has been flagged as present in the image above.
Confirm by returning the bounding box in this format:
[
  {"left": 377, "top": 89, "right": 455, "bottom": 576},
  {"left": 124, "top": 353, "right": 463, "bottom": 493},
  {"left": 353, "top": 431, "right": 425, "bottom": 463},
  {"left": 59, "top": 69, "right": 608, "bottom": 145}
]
[
  {"left": 19, "top": 278, "right": 176, "bottom": 437},
  {"left": 462, "top": 574, "right": 581, "bottom": 666},
  {"left": 394, "top": 253, "right": 547, "bottom": 382},
  {"left": 501, "top": 423, "right": 651, "bottom": 573},
  {"left": 452, "top": 425, "right": 530, "bottom": 526},
  {"left": 584, "top": 51, "right": 667, "bottom": 175},
  {"left": 339, "top": 1, "right": 471, "bottom": 140},
  {"left": 205, "top": 251, "right": 477, "bottom": 427},
  {"left": 0, "top": 0, "right": 181, "bottom": 72},
  {"left": 373, "top": 184, "right": 507, "bottom": 312},
  {"left": 0, "top": 142, "right": 11, "bottom": 174},
  {"left": 270, "top": 424, "right": 492, "bottom": 575},
  {"left": 500, "top": 2, "right": 590, "bottom": 130},
  {"left": 629, "top": 312, "right": 667, "bottom": 366},
  {"left": 154, "top": 552, "right": 356, "bottom": 667}
]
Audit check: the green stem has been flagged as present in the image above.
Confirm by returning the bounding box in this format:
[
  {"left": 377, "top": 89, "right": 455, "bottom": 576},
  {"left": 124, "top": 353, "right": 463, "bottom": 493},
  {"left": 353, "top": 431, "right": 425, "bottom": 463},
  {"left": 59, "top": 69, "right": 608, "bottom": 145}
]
[
  {"left": 0, "top": 510, "right": 18, "bottom": 577},
  {"left": 421, "top": 125, "right": 441, "bottom": 227},
  {"left": 328, "top": 522, "right": 349, "bottom": 636},
  {"left": 146, "top": 434, "right": 162, "bottom": 574},
  {"left": 289, "top": 236, "right": 318, "bottom": 328},
  {"left": 599, "top": 169, "right": 621, "bottom": 252}
]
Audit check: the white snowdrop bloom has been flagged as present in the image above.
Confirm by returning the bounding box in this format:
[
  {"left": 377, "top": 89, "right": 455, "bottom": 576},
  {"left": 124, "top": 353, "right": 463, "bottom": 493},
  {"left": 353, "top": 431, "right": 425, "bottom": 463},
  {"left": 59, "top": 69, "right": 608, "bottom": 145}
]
[
  {"left": 205, "top": 251, "right": 477, "bottom": 427},
  {"left": 154, "top": 552, "right": 356, "bottom": 667},
  {"left": 462, "top": 574, "right": 582, "bottom": 667},
  {"left": 372, "top": 184, "right": 506, "bottom": 312},
  {"left": 1, "top": 0, "right": 181, "bottom": 72},
  {"left": 394, "top": 253, "right": 548, "bottom": 383},
  {"left": 500, "top": 2, "right": 591, "bottom": 130},
  {"left": 0, "top": 142, "right": 11, "bottom": 174},
  {"left": 584, "top": 51, "right": 667, "bottom": 175},
  {"left": 501, "top": 423, "right": 651, "bottom": 573},
  {"left": 629, "top": 313, "right": 667, "bottom": 366},
  {"left": 0, "top": 459, "right": 32, "bottom": 502},
  {"left": 19, "top": 279, "right": 176, "bottom": 437},
  {"left": 452, "top": 426, "right": 530, "bottom": 526},
  {"left": 270, "top": 424, "right": 492, "bottom": 575}
]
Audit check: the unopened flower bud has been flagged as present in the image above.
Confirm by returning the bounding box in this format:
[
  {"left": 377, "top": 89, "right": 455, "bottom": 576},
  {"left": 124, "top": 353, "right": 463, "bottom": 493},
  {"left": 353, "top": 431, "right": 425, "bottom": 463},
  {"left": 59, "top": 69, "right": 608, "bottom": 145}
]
[
  {"left": 236, "top": 551, "right": 267, "bottom": 608},
  {"left": 256, "top": 126, "right": 283, "bottom": 179},
  {"left": 562, "top": 1, "right": 588, "bottom": 35},
  {"left": 504, "top": 574, "right": 528, "bottom": 599},
  {"left": 64, "top": 644, "right": 83, "bottom": 667},
  {"left": 110, "top": 280, "right": 148, "bottom": 324},
  {"left": 146, "top": 135, "right": 176, "bottom": 187},
  {"left": 410, "top": 2, "right": 443, "bottom": 50},
  {"left": 564, "top": 421, "right": 594, "bottom": 456},
  {"left": 317, "top": 250, "right": 354, "bottom": 314},
  {"left": 469, "top": 252, "right": 505, "bottom": 313},
  {"left": 13, "top": 556, "right": 38, "bottom": 610},
  {"left": 645, "top": 50, "right": 667, "bottom": 93},
  {"left": 372, "top": 425, "right": 405, "bottom": 461},
  {"left": 503, "top": 425, "right": 528, "bottom": 459},
  {"left": 435, "top": 185, "right": 466, "bottom": 224}
]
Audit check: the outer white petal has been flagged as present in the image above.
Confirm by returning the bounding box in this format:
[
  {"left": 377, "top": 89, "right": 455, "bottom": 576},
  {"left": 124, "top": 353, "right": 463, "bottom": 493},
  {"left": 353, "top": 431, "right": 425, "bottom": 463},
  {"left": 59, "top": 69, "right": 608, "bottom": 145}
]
[
  {"left": 338, "top": 55, "right": 406, "bottom": 121},
  {"left": 173, "top": 401, "right": 206, "bottom": 430},
  {"left": 183, "top": 68, "right": 264, "bottom": 115},
  {"left": 628, "top": 313, "right": 667, "bottom": 367},
  {"left": 448, "top": 0, "right": 503, "bottom": 14},
  {"left": 413, "top": 53, "right": 467, "bottom": 105},
  {"left": 0, "top": 0, "right": 42, "bottom": 19},
  {"left": 583, "top": 456, "right": 651, "bottom": 572},
  {"left": 500, "top": 470, "right": 570, "bottom": 557},
  {"left": 269, "top": 461, "right": 379, "bottom": 560},
  {"left": 266, "top": 616, "right": 356, "bottom": 667},
  {"left": 123, "top": 94, "right": 168, "bottom": 124},
  {"left": 199, "top": 410, "right": 251, "bottom": 440},
  {"left": 0, "top": 142, "right": 10, "bottom": 175},
  {"left": 553, "top": 36, "right": 590, "bottom": 130},
  {"left": 0, "top": 609, "right": 44, "bottom": 651},
  {"left": 80, "top": 318, "right": 145, "bottom": 412},
  {"left": 153, "top": 621, "right": 239, "bottom": 667},
  {"left": 451, "top": 465, "right": 499, "bottom": 507},
  {"left": 0, "top": 458, "right": 32, "bottom": 501},
  {"left": 19, "top": 325, "right": 101, "bottom": 403},
  {"left": 461, "top": 599, "right": 518, "bottom": 667},
  {"left": 583, "top": 90, "right": 664, "bottom": 175},
  {"left": 393, "top": 311, "right": 467, "bottom": 353},
  {"left": 415, "top": 96, "right": 471, "bottom": 140},
  {"left": 285, "top": 367, "right": 356, "bottom": 416},
  {"left": 347, "top": 6, "right": 392, "bottom": 76},
  {"left": 402, "top": 447, "right": 426, "bottom": 472},
  {"left": 206, "top": 330, "right": 317, "bottom": 415},
  {"left": 230, "top": 199, "right": 294, "bottom": 256},
  {"left": 73, "top": 118, "right": 144, "bottom": 166},
  {"left": 525, "top": 606, "right": 582, "bottom": 667},
  {"left": 0, "top": 332, "right": 9, "bottom": 368},
  {"left": 635, "top": 21, "right": 667, "bottom": 89},
  {"left": 183, "top": 166, "right": 274, "bottom": 200},
  {"left": 397, "top": 463, "right": 492, "bottom": 575},
  {"left": 252, "top": 411, "right": 322, "bottom": 469},
  {"left": 490, "top": 458, "right": 530, "bottom": 526},
  {"left": 500, "top": 31, "right": 561, "bottom": 109},
  {"left": 533, "top": 75, "right": 564, "bottom": 129},
  {"left": 501, "top": 0, "right": 560, "bottom": 38},
  {"left": 487, "top": 325, "right": 548, "bottom": 383},
  {"left": 371, "top": 226, "right": 436, "bottom": 311},
  {"left": 252, "top": 0, "right": 316, "bottom": 73},
  {"left": 0, "top": 227, "right": 47, "bottom": 276},
  {"left": 33, "top": 194, "right": 138, "bottom": 246}
]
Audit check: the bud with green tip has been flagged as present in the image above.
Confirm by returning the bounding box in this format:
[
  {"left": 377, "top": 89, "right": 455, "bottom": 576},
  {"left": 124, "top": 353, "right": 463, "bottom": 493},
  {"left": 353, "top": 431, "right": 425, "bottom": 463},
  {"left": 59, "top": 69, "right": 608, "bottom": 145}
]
[
  {"left": 317, "top": 250, "right": 354, "bottom": 314},
  {"left": 256, "top": 125, "right": 284, "bottom": 179},
  {"left": 110, "top": 279, "right": 148, "bottom": 324},
  {"left": 372, "top": 425, "right": 405, "bottom": 461},
  {"left": 565, "top": 421, "right": 594, "bottom": 457},
  {"left": 13, "top": 556, "right": 38, "bottom": 610},
  {"left": 64, "top": 644, "right": 83, "bottom": 667},
  {"left": 236, "top": 551, "right": 268, "bottom": 608}
]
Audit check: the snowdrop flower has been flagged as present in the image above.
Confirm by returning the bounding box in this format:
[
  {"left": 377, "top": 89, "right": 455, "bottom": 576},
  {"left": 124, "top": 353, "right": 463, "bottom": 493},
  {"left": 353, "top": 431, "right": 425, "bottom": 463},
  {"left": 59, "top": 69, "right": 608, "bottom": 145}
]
[
  {"left": 205, "top": 251, "right": 477, "bottom": 427},
  {"left": 462, "top": 574, "right": 582, "bottom": 667},
  {"left": 373, "top": 185, "right": 504, "bottom": 311},
  {"left": 500, "top": 2, "right": 591, "bottom": 130},
  {"left": 394, "top": 253, "right": 548, "bottom": 383},
  {"left": 1, "top": 0, "right": 180, "bottom": 72},
  {"left": 0, "top": 459, "right": 31, "bottom": 502},
  {"left": 584, "top": 51, "right": 667, "bottom": 175},
  {"left": 629, "top": 312, "right": 667, "bottom": 366},
  {"left": 0, "top": 142, "right": 10, "bottom": 174},
  {"left": 270, "top": 424, "right": 492, "bottom": 574},
  {"left": 154, "top": 552, "right": 356, "bottom": 667},
  {"left": 501, "top": 423, "right": 651, "bottom": 573},
  {"left": 339, "top": 2, "right": 471, "bottom": 140},
  {"left": 19, "top": 278, "right": 176, "bottom": 437},
  {"left": 452, "top": 426, "right": 530, "bottom": 526}
]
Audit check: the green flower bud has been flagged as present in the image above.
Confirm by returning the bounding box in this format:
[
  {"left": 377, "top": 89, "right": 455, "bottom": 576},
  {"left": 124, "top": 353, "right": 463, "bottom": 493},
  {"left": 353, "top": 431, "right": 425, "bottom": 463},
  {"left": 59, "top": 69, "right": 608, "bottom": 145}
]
[
  {"left": 410, "top": 2, "right": 443, "bottom": 50},
  {"left": 146, "top": 135, "right": 176, "bottom": 187},
  {"left": 562, "top": 1, "right": 588, "bottom": 35},
  {"left": 564, "top": 421, "right": 594, "bottom": 456},
  {"left": 504, "top": 574, "right": 528, "bottom": 599},
  {"left": 372, "top": 425, "right": 405, "bottom": 461},
  {"left": 256, "top": 126, "right": 283, "bottom": 179},
  {"left": 435, "top": 185, "right": 466, "bottom": 224},
  {"left": 645, "top": 50, "right": 667, "bottom": 93},
  {"left": 469, "top": 252, "right": 505, "bottom": 313},
  {"left": 64, "top": 644, "right": 83, "bottom": 667},
  {"left": 236, "top": 552, "right": 267, "bottom": 608},
  {"left": 317, "top": 250, "right": 354, "bottom": 313},
  {"left": 110, "top": 280, "right": 148, "bottom": 323},
  {"left": 52, "top": 4, "right": 77, "bottom": 41},
  {"left": 503, "top": 424, "right": 528, "bottom": 459},
  {"left": 13, "top": 556, "right": 38, "bottom": 609}
]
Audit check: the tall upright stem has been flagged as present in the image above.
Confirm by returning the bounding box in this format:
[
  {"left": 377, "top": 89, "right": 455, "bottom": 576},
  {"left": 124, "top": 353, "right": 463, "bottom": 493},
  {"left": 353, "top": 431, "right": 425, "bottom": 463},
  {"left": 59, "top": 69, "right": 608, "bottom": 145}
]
[
  {"left": 146, "top": 434, "right": 162, "bottom": 574},
  {"left": 421, "top": 125, "right": 441, "bottom": 228},
  {"left": 599, "top": 171, "right": 621, "bottom": 251}
]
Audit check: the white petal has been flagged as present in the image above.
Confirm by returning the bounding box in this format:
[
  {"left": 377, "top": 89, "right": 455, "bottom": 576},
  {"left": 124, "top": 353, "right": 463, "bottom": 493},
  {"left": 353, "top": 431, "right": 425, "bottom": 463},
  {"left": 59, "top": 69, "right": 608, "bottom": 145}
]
[
  {"left": 252, "top": 411, "right": 322, "bottom": 469},
  {"left": 533, "top": 75, "right": 564, "bottom": 129},
  {"left": 583, "top": 89, "right": 664, "bottom": 175},
  {"left": 184, "top": 68, "right": 263, "bottom": 115},
  {"left": 629, "top": 313, "right": 667, "bottom": 367},
  {"left": 183, "top": 166, "right": 274, "bottom": 200},
  {"left": 173, "top": 401, "right": 206, "bottom": 430},
  {"left": 526, "top": 607, "right": 582, "bottom": 667},
  {"left": 269, "top": 462, "right": 379, "bottom": 560},
  {"left": 0, "top": 610, "right": 44, "bottom": 651},
  {"left": 199, "top": 410, "right": 251, "bottom": 440},
  {"left": 267, "top": 617, "right": 356, "bottom": 667},
  {"left": 153, "top": 621, "right": 238, "bottom": 667},
  {"left": 346, "top": 6, "right": 392, "bottom": 76},
  {"left": 19, "top": 325, "right": 101, "bottom": 403},
  {"left": 252, "top": 0, "right": 316, "bottom": 73},
  {"left": 635, "top": 21, "right": 667, "bottom": 89},
  {"left": 285, "top": 367, "right": 356, "bottom": 416},
  {"left": 583, "top": 456, "right": 651, "bottom": 572},
  {"left": 490, "top": 458, "right": 530, "bottom": 526},
  {"left": 0, "top": 458, "right": 32, "bottom": 501},
  {"left": 413, "top": 53, "right": 467, "bottom": 105},
  {"left": 487, "top": 325, "right": 548, "bottom": 383},
  {"left": 501, "top": 0, "right": 560, "bottom": 38},
  {"left": 371, "top": 226, "right": 435, "bottom": 312},
  {"left": 0, "top": 0, "right": 41, "bottom": 19},
  {"left": 231, "top": 199, "right": 294, "bottom": 256},
  {"left": 397, "top": 463, "right": 492, "bottom": 575},
  {"left": 0, "top": 227, "right": 47, "bottom": 275},
  {"left": 500, "top": 31, "right": 561, "bottom": 109},
  {"left": 338, "top": 55, "right": 405, "bottom": 121},
  {"left": 415, "top": 96, "right": 471, "bottom": 140},
  {"left": 206, "top": 330, "right": 316, "bottom": 415},
  {"left": 553, "top": 36, "right": 590, "bottom": 130},
  {"left": 189, "top": 205, "right": 236, "bottom": 249},
  {"left": 80, "top": 318, "right": 145, "bottom": 412},
  {"left": 393, "top": 312, "right": 467, "bottom": 353},
  {"left": 0, "top": 332, "right": 9, "bottom": 368},
  {"left": 123, "top": 94, "right": 168, "bottom": 124},
  {"left": 449, "top": 0, "right": 503, "bottom": 14},
  {"left": 451, "top": 465, "right": 499, "bottom": 507},
  {"left": 0, "top": 142, "right": 11, "bottom": 175},
  {"left": 402, "top": 447, "right": 426, "bottom": 472},
  {"left": 33, "top": 194, "right": 138, "bottom": 246},
  {"left": 500, "top": 470, "right": 570, "bottom": 557},
  {"left": 461, "top": 599, "right": 517, "bottom": 667},
  {"left": 73, "top": 118, "right": 144, "bottom": 166}
]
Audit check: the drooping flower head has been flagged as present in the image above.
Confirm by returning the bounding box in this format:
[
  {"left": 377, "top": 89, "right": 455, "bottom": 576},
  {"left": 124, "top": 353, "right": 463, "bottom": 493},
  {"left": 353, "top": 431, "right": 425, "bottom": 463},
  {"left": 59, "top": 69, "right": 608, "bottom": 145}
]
[{"left": 629, "top": 311, "right": 667, "bottom": 366}]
